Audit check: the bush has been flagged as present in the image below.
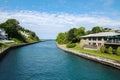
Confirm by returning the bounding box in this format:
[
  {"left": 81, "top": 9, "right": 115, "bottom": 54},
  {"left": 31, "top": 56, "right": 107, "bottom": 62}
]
[
  {"left": 104, "top": 48, "right": 108, "bottom": 53},
  {"left": 100, "top": 45, "right": 105, "bottom": 53},
  {"left": 117, "top": 47, "right": 120, "bottom": 56},
  {"left": 107, "top": 46, "right": 113, "bottom": 54},
  {"left": 113, "top": 49, "right": 117, "bottom": 54},
  {"left": 56, "top": 32, "right": 67, "bottom": 44},
  {"left": 0, "top": 43, "right": 3, "bottom": 46},
  {"left": 66, "top": 43, "right": 76, "bottom": 48}
]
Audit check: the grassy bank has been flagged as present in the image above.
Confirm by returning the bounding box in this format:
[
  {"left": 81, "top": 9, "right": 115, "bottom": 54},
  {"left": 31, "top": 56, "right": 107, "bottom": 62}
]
[
  {"left": 63, "top": 43, "right": 120, "bottom": 61},
  {"left": 0, "top": 39, "right": 20, "bottom": 51},
  {"left": 0, "top": 38, "right": 39, "bottom": 51}
]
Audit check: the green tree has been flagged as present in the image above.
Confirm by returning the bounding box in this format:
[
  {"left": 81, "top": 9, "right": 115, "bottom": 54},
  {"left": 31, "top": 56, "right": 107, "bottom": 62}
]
[
  {"left": 0, "top": 19, "right": 20, "bottom": 38},
  {"left": 74, "top": 27, "right": 85, "bottom": 42},
  {"left": 66, "top": 43, "right": 76, "bottom": 48},
  {"left": 86, "top": 30, "right": 92, "bottom": 35},
  {"left": 6, "top": 19, "right": 19, "bottom": 27},
  {"left": 107, "top": 46, "right": 113, "bottom": 54},
  {"left": 103, "top": 28, "right": 112, "bottom": 32},
  {"left": 56, "top": 27, "right": 86, "bottom": 43},
  {"left": 91, "top": 26, "right": 103, "bottom": 33},
  {"left": 116, "top": 47, "right": 120, "bottom": 56},
  {"left": 56, "top": 32, "right": 67, "bottom": 44},
  {"left": 100, "top": 45, "right": 105, "bottom": 53},
  {"left": 0, "top": 18, "right": 39, "bottom": 42},
  {"left": 67, "top": 28, "right": 77, "bottom": 43}
]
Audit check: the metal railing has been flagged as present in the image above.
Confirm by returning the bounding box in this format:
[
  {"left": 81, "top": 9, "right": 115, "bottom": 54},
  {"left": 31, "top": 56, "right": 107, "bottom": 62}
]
[{"left": 105, "top": 40, "right": 120, "bottom": 44}]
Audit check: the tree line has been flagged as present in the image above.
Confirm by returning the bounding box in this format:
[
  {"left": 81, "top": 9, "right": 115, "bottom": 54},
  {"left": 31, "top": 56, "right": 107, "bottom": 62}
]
[
  {"left": 0, "top": 19, "right": 39, "bottom": 42},
  {"left": 56, "top": 26, "right": 112, "bottom": 44}
]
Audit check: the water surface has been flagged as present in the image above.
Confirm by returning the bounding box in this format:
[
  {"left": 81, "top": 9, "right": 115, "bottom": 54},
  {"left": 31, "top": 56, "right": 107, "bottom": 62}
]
[{"left": 0, "top": 41, "right": 120, "bottom": 80}]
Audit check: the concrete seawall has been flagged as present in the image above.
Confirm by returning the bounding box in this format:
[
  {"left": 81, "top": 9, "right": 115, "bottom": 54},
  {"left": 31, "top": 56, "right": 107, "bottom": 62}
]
[
  {"left": 0, "top": 41, "right": 40, "bottom": 60},
  {"left": 56, "top": 43, "right": 120, "bottom": 69}
]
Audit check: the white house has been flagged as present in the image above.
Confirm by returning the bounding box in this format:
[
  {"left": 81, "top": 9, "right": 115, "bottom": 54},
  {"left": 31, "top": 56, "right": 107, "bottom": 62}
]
[
  {"left": 19, "top": 31, "right": 31, "bottom": 38},
  {"left": 80, "top": 31, "right": 120, "bottom": 50},
  {"left": 0, "top": 29, "right": 14, "bottom": 43},
  {"left": 0, "top": 29, "right": 8, "bottom": 40}
]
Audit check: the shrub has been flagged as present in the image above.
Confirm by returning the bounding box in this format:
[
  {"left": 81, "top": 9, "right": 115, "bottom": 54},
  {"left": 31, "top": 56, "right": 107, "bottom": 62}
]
[
  {"left": 104, "top": 48, "right": 108, "bottom": 53},
  {"left": 66, "top": 43, "right": 76, "bottom": 48},
  {"left": 113, "top": 49, "right": 116, "bottom": 54},
  {"left": 107, "top": 46, "right": 113, "bottom": 54},
  {"left": 100, "top": 45, "right": 105, "bottom": 53},
  {"left": 0, "top": 43, "right": 3, "bottom": 46},
  {"left": 117, "top": 47, "right": 120, "bottom": 56}
]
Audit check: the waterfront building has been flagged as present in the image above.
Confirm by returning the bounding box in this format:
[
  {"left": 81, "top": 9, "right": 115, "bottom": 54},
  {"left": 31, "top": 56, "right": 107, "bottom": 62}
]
[
  {"left": 0, "top": 29, "right": 8, "bottom": 40},
  {"left": 19, "top": 31, "right": 31, "bottom": 38},
  {"left": 80, "top": 31, "right": 120, "bottom": 50},
  {"left": 0, "top": 29, "right": 14, "bottom": 43}
]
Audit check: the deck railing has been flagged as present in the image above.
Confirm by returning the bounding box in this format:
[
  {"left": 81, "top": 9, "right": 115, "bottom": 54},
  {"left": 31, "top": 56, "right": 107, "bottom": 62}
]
[{"left": 105, "top": 40, "right": 120, "bottom": 44}]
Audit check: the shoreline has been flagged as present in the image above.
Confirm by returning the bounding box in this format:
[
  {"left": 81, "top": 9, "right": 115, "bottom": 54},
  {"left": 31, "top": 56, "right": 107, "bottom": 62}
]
[
  {"left": 56, "top": 43, "right": 120, "bottom": 69},
  {"left": 0, "top": 41, "right": 41, "bottom": 60}
]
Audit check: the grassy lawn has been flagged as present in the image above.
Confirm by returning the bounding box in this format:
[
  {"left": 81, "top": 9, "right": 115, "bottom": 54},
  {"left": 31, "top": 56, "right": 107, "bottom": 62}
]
[
  {"left": 67, "top": 43, "right": 120, "bottom": 61},
  {"left": 0, "top": 39, "right": 24, "bottom": 51},
  {"left": 0, "top": 37, "right": 39, "bottom": 51}
]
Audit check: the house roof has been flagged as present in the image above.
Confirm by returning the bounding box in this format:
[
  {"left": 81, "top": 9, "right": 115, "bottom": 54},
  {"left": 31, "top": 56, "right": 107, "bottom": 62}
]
[{"left": 81, "top": 32, "right": 120, "bottom": 38}]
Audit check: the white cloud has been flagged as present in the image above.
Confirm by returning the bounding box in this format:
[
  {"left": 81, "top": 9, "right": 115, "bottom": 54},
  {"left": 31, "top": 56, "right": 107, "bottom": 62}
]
[{"left": 0, "top": 10, "right": 120, "bottom": 39}]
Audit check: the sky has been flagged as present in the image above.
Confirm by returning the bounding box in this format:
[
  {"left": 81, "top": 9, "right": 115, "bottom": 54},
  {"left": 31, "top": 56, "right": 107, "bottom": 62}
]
[{"left": 0, "top": 0, "right": 120, "bottom": 39}]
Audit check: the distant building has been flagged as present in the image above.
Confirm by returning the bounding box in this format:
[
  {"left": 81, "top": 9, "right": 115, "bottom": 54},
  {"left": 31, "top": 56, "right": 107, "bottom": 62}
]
[
  {"left": 80, "top": 31, "right": 120, "bottom": 50},
  {"left": 19, "top": 31, "right": 31, "bottom": 38},
  {"left": 0, "top": 29, "right": 14, "bottom": 43},
  {"left": 0, "top": 29, "right": 8, "bottom": 40}
]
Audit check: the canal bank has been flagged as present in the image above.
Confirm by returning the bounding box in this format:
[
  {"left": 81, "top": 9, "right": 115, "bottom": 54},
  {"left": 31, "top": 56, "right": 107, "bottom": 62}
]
[
  {"left": 0, "top": 41, "right": 41, "bottom": 60},
  {"left": 56, "top": 43, "right": 120, "bottom": 69}
]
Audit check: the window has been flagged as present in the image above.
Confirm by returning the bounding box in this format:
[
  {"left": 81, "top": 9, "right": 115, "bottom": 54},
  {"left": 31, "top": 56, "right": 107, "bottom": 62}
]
[
  {"left": 103, "top": 37, "right": 107, "bottom": 41},
  {"left": 98, "top": 43, "right": 101, "bottom": 46},
  {"left": 98, "top": 37, "right": 102, "bottom": 41},
  {"left": 93, "top": 43, "right": 96, "bottom": 45},
  {"left": 88, "top": 37, "right": 91, "bottom": 40},
  {"left": 89, "top": 43, "right": 91, "bottom": 45},
  {"left": 93, "top": 37, "right": 96, "bottom": 40}
]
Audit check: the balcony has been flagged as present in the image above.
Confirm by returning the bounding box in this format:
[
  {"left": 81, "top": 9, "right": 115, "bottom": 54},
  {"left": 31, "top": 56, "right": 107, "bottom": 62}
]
[{"left": 105, "top": 40, "right": 120, "bottom": 45}]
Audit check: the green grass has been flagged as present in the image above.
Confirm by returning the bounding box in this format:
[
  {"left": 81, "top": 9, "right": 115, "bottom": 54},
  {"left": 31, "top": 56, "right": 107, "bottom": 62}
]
[
  {"left": 0, "top": 37, "right": 39, "bottom": 51},
  {"left": 69, "top": 43, "right": 120, "bottom": 61},
  {"left": 0, "top": 38, "right": 24, "bottom": 51}
]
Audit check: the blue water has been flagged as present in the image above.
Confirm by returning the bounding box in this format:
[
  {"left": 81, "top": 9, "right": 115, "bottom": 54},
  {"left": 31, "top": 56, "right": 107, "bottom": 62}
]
[{"left": 0, "top": 41, "right": 120, "bottom": 80}]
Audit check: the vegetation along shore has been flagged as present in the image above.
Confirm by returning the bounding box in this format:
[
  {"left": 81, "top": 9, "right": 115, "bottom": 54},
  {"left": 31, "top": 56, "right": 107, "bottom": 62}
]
[
  {"left": 56, "top": 26, "right": 120, "bottom": 69},
  {"left": 0, "top": 19, "right": 40, "bottom": 60}
]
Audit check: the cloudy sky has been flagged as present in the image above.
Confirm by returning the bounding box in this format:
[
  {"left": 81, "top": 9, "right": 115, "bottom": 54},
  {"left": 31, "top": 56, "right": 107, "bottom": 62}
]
[{"left": 0, "top": 0, "right": 120, "bottom": 39}]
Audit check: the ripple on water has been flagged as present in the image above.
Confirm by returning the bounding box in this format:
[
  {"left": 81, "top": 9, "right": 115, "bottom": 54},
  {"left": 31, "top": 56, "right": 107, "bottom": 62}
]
[{"left": 0, "top": 41, "right": 120, "bottom": 80}]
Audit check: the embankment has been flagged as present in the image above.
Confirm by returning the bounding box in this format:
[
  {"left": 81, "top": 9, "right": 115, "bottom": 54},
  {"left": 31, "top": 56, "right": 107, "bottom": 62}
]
[
  {"left": 56, "top": 43, "right": 120, "bottom": 69},
  {"left": 0, "top": 41, "right": 40, "bottom": 60}
]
